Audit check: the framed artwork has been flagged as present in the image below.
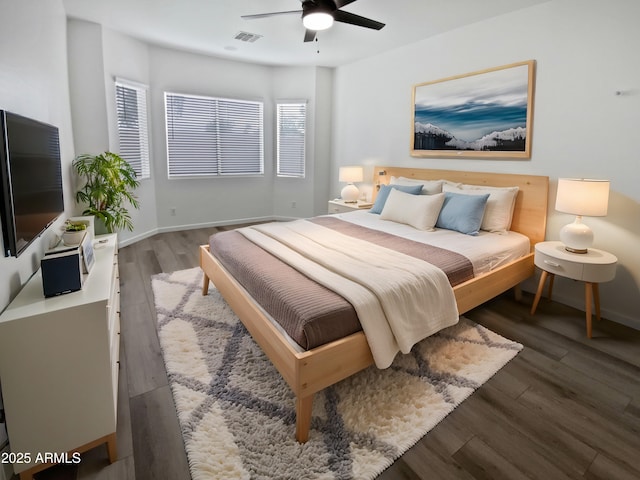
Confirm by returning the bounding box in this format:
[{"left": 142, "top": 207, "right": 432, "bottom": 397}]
[
  {"left": 411, "top": 60, "right": 535, "bottom": 159},
  {"left": 80, "top": 232, "right": 95, "bottom": 274}
]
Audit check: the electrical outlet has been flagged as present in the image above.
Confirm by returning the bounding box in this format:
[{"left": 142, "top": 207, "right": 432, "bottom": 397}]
[
  {"left": 291, "top": 201, "right": 296, "bottom": 208},
  {"left": 170, "top": 207, "right": 176, "bottom": 216}
]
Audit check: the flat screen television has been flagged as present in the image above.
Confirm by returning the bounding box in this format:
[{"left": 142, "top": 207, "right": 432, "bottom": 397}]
[{"left": 0, "top": 110, "right": 65, "bottom": 257}]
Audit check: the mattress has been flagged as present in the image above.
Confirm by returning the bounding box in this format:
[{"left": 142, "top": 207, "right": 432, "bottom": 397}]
[{"left": 209, "top": 211, "right": 530, "bottom": 350}]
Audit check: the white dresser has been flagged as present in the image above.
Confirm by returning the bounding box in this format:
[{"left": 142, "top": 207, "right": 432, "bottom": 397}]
[{"left": 0, "top": 234, "right": 120, "bottom": 479}]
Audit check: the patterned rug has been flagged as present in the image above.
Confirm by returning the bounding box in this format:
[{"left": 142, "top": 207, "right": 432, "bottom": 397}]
[{"left": 151, "top": 267, "right": 522, "bottom": 480}]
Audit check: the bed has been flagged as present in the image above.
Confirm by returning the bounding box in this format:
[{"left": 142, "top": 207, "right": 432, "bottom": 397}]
[{"left": 200, "top": 166, "right": 548, "bottom": 442}]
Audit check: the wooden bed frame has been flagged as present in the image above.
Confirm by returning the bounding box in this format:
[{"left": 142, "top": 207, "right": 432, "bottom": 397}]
[{"left": 200, "top": 167, "right": 548, "bottom": 442}]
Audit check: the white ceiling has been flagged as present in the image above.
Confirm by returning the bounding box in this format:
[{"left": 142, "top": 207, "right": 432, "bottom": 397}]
[{"left": 63, "top": 0, "right": 549, "bottom": 68}]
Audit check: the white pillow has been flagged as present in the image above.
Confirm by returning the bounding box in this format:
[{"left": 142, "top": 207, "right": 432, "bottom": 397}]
[
  {"left": 390, "top": 176, "right": 444, "bottom": 195},
  {"left": 380, "top": 189, "right": 445, "bottom": 231},
  {"left": 442, "top": 183, "right": 519, "bottom": 233}
]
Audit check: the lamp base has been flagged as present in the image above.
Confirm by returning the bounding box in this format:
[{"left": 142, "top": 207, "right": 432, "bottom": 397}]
[
  {"left": 563, "top": 246, "right": 588, "bottom": 254},
  {"left": 341, "top": 183, "right": 360, "bottom": 203},
  {"left": 559, "top": 216, "right": 593, "bottom": 254}
]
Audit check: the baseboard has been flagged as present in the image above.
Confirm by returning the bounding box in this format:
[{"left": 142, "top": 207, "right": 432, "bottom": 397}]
[
  {"left": 548, "top": 292, "right": 640, "bottom": 331},
  {"left": 155, "top": 216, "right": 277, "bottom": 234},
  {"left": 117, "top": 216, "right": 287, "bottom": 248},
  {"left": 118, "top": 228, "right": 159, "bottom": 248},
  {"left": 522, "top": 285, "right": 640, "bottom": 331}
]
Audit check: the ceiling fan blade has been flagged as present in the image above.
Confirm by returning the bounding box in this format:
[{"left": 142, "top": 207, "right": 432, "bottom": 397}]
[
  {"left": 333, "top": 10, "right": 385, "bottom": 30},
  {"left": 241, "top": 10, "right": 302, "bottom": 20},
  {"left": 304, "top": 29, "right": 317, "bottom": 42},
  {"left": 334, "top": 0, "right": 358, "bottom": 8}
]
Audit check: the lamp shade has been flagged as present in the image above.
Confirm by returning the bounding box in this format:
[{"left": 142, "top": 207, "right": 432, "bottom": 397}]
[
  {"left": 339, "top": 166, "right": 364, "bottom": 183},
  {"left": 555, "top": 178, "right": 609, "bottom": 217}
]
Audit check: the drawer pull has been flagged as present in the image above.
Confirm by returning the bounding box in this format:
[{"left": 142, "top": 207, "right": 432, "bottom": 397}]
[{"left": 544, "top": 260, "right": 561, "bottom": 268}]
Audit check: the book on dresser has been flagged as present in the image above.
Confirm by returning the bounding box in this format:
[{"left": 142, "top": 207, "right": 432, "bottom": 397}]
[{"left": 0, "top": 233, "right": 120, "bottom": 480}]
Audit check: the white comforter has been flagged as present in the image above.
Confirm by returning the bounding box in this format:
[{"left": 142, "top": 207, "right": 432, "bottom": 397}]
[{"left": 239, "top": 220, "right": 459, "bottom": 368}]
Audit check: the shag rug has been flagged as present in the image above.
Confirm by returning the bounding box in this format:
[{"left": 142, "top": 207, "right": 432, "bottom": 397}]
[{"left": 151, "top": 267, "right": 522, "bottom": 480}]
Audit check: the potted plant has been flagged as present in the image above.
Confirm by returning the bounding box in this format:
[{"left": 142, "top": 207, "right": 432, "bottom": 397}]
[
  {"left": 62, "top": 220, "right": 87, "bottom": 246},
  {"left": 73, "top": 151, "right": 140, "bottom": 234}
]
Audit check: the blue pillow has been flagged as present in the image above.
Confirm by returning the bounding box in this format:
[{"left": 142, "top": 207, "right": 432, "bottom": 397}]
[
  {"left": 436, "top": 192, "right": 490, "bottom": 235},
  {"left": 370, "top": 184, "right": 423, "bottom": 214}
]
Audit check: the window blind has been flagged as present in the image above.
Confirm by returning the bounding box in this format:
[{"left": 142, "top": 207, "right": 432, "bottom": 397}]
[
  {"left": 115, "top": 79, "right": 150, "bottom": 179},
  {"left": 165, "top": 92, "right": 264, "bottom": 178},
  {"left": 277, "top": 101, "right": 306, "bottom": 178}
]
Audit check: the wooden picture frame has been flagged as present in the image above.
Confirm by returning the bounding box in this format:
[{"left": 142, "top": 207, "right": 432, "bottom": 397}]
[
  {"left": 411, "top": 60, "right": 536, "bottom": 159},
  {"left": 81, "top": 232, "right": 95, "bottom": 274}
]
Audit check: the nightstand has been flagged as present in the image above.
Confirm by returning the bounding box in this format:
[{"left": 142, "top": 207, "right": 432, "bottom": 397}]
[
  {"left": 327, "top": 199, "right": 373, "bottom": 214},
  {"left": 530, "top": 240, "right": 617, "bottom": 338}
]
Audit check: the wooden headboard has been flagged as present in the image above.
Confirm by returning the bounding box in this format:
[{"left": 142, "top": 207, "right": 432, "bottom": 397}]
[{"left": 372, "top": 166, "right": 549, "bottom": 247}]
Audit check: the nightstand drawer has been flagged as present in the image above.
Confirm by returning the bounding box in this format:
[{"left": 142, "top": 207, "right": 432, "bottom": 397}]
[
  {"left": 327, "top": 199, "right": 371, "bottom": 214},
  {"left": 328, "top": 203, "right": 356, "bottom": 214},
  {"left": 582, "top": 262, "right": 617, "bottom": 283},
  {"left": 534, "top": 250, "right": 584, "bottom": 280}
]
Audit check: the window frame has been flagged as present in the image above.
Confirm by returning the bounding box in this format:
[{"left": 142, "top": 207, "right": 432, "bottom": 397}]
[
  {"left": 276, "top": 100, "right": 307, "bottom": 179},
  {"left": 114, "top": 78, "right": 151, "bottom": 180},
  {"left": 164, "top": 91, "right": 265, "bottom": 179}
]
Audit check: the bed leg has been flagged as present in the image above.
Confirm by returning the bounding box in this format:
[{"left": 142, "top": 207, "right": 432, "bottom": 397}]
[
  {"left": 202, "top": 273, "right": 210, "bottom": 295},
  {"left": 513, "top": 284, "right": 523, "bottom": 302},
  {"left": 295, "top": 394, "right": 314, "bottom": 443}
]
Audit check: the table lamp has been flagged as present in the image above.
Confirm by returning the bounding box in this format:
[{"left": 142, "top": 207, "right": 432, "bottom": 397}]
[
  {"left": 339, "top": 166, "right": 364, "bottom": 203},
  {"left": 555, "top": 178, "right": 609, "bottom": 253}
]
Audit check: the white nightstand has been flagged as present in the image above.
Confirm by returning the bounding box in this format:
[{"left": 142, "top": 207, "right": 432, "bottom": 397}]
[
  {"left": 530, "top": 240, "right": 617, "bottom": 338},
  {"left": 327, "top": 199, "right": 373, "bottom": 214}
]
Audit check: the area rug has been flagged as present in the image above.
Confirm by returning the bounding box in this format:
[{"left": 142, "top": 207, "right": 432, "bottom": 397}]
[{"left": 151, "top": 267, "right": 522, "bottom": 480}]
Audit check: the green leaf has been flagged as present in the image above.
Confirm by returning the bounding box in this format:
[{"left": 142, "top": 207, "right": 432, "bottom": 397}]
[{"left": 73, "top": 151, "right": 141, "bottom": 232}]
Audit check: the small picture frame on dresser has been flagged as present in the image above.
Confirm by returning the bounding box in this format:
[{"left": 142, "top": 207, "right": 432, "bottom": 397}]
[{"left": 81, "top": 232, "right": 95, "bottom": 274}]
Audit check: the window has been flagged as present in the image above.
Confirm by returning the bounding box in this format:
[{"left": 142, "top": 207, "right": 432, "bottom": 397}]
[
  {"left": 115, "top": 79, "right": 150, "bottom": 179},
  {"left": 276, "top": 101, "right": 306, "bottom": 178},
  {"left": 165, "top": 92, "right": 264, "bottom": 178}
]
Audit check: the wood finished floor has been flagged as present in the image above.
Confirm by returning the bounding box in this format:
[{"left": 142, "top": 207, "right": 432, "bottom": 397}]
[{"left": 26, "top": 227, "right": 640, "bottom": 480}]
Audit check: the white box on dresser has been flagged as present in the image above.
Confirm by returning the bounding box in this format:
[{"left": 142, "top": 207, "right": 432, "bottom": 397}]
[{"left": 0, "top": 234, "right": 120, "bottom": 480}]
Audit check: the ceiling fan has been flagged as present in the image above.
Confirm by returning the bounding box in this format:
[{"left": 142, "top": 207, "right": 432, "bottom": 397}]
[{"left": 241, "top": 0, "right": 385, "bottom": 42}]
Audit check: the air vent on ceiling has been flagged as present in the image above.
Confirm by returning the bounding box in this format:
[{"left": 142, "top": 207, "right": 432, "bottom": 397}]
[{"left": 234, "top": 31, "right": 263, "bottom": 43}]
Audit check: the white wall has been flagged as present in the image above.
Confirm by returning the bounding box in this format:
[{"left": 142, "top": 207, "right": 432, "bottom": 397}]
[
  {"left": 148, "top": 47, "right": 277, "bottom": 230},
  {"left": 67, "top": 19, "right": 109, "bottom": 155},
  {"left": 67, "top": 21, "right": 158, "bottom": 245},
  {"left": 101, "top": 28, "right": 158, "bottom": 243},
  {"left": 0, "top": 0, "right": 75, "bottom": 309},
  {"left": 65, "top": 21, "right": 334, "bottom": 241},
  {"left": 0, "top": 0, "right": 75, "bottom": 447},
  {"left": 332, "top": 0, "right": 640, "bottom": 328},
  {"left": 313, "top": 67, "right": 334, "bottom": 215},
  {"left": 271, "top": 66, "right": 333, "bottom": 219}
]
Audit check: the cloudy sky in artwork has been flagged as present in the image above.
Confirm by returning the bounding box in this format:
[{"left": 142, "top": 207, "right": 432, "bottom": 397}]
[{"left": 414, "top": 64, "right": 530, "bottom": 141}]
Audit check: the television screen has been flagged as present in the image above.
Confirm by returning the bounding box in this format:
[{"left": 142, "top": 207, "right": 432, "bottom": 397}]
[{"left": 0, "top": 110, "right": 64, "bottom": 257}]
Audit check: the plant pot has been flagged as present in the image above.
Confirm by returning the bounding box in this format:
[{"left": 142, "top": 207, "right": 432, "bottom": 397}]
[
  {"left": 62, "top": 230, "right": 85, "bottom": 246},
  {"left": 94, "top": 217, "right": 109, "bottom": 235}
]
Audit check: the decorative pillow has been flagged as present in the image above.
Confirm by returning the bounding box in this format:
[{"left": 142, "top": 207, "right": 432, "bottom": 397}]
[
  {"left": 380, "top": 190, "right": 445, "bottom": 231},
  {"left": 370, "top": 183, "right": 423, "bottom": 214},
  {"left": 436, "top": 192, "right": 490, "bottom": 235},
  {"left": 443, "top": 184, "right": 519, "bottom": 233},
  {"left": 390, "top": 176, "right": 444, "bottom": 195}
]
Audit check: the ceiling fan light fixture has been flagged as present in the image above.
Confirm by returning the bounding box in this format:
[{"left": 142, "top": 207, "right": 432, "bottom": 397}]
[{"left": 303, "top": 11, "right": 334, "bottom": 31}]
